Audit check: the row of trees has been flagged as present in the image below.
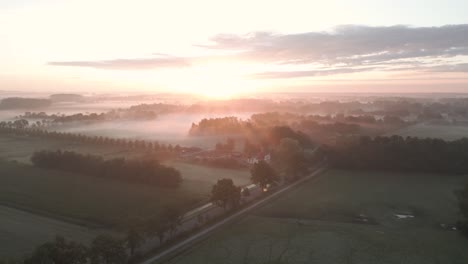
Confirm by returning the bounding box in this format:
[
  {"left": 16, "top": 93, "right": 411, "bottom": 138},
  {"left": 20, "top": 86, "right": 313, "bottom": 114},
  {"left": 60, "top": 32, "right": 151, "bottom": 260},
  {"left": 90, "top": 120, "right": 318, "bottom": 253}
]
[
  {"left": 330, "top": 135, "right": 468, "bottom": 174},
  {"left": 31, "top": 150, "right": 182, "bottom": 188},
  {"left": 0, "top": 126, "right": 198, "bottom": 154},
  {"left": 19, "top": 109, "right": 159, "bottom": 124}
]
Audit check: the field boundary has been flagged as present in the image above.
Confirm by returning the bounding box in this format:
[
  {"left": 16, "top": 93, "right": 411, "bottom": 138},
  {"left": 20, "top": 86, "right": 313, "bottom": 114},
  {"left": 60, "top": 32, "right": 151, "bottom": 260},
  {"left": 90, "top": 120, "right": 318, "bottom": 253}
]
[{"left": 0, "top": 201, "right": 108, "bottom": 229}]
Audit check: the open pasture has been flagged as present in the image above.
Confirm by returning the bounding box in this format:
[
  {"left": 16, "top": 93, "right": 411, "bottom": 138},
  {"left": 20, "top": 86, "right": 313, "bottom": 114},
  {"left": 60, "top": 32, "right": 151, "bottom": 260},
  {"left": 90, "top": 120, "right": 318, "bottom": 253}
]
[
  {"left": 0, "top": 205, "right": 104, "bottom": 259},
  {"left": 165, "top": 170, "right": 468, "bottom": 264}
]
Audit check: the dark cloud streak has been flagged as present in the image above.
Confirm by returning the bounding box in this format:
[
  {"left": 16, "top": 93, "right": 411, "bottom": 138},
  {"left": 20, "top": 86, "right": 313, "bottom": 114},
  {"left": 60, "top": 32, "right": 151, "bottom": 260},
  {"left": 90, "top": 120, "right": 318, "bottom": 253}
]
[
  {"left": 204, "top": 25, "right": 468, "bottom": 66},
  {"left": 48, "top": 56, "right": 190, "bottom": 70}
]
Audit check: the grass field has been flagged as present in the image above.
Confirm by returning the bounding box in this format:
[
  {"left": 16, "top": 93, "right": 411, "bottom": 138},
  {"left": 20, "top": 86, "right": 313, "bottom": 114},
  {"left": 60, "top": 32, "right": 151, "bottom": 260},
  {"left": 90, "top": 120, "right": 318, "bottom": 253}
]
[
  {"left": 165, "top": 170, "right": 468, "bottom": 264},
  {"left": 0, "top": 205, "right": 103, "bottom": 259},
  {"left": 389, "top": 122, "right": 468, "bottom": 141},
  {"left": 0, "top": 134, "right": 145, "bottom": 163},
  {"left": 166, "top": 161, "right": 251, "bottom": 186},
  {"left": 0, "top": 160, "right": 250, "bottom": 228},
  {"left": 0, "top": 133, "right": 252, "bottom": 259}
]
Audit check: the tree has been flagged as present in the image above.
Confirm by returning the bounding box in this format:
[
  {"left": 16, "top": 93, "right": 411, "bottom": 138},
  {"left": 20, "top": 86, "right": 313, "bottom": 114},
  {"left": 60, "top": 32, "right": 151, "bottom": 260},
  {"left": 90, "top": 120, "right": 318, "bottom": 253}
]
[
  {"left": 89, "top": 234, "right": 127, "bottom": 264},
  {"left": 251, "top": 160, "right": 279, "bottom": 190},
  {"left": 211, "top": 178, "right": 241, "bottom": 210},
  {"left": 162, "top": 206, "right": 183, "bottom": 238},
  {"left": 125, "top": 229, "right": 144, "bottom": 258},
  {"left": 24, "top": 236, "right": 88, "bottom": 264},
  {"left": 145, "top": 216, "right": 168, "bottom": 244},
  {"left": 273, "top": 138, "right": 307, "bottom": 180}
]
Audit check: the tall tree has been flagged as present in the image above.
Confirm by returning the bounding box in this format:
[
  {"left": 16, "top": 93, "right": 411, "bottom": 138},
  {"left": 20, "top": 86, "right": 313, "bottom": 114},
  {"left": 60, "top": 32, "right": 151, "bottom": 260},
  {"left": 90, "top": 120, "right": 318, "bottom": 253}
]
[
  {"left": 273, "top": 138, "right": 307, "bottom": 180},
  {"left": 211, "top": 178, "right": 241, "bottom": 210},
  {"left": 162, "top": 206, "right": 184, "bottom": 238},
  {"left": 125, "top": 229, "right": 144, "bottom": 258},
  {"left": 251, "top": 160, "right": 279, "bottom": 190},
  {"left": 145, "top": 216, "right": 168, "bottom": 244}
]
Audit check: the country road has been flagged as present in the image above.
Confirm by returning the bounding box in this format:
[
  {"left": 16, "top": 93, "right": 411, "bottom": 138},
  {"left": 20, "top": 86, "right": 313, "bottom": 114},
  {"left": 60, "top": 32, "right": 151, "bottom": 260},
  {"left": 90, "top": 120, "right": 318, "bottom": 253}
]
[{"left": 141, "top": 164, "right": 328, "bottom": 264}]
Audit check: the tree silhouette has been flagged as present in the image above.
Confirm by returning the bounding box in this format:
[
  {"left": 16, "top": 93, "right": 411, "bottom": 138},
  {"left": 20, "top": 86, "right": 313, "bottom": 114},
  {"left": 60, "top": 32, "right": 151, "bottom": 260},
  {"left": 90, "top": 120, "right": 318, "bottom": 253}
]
[
  {"left": 211, "top": 178, "right": 241, "bottom": 210},
  {"left": 251, "top": 161, "right": 279, "bottom": 190},
  {"left": 89, "top": 234, "right": 127, "bottom": 264}
]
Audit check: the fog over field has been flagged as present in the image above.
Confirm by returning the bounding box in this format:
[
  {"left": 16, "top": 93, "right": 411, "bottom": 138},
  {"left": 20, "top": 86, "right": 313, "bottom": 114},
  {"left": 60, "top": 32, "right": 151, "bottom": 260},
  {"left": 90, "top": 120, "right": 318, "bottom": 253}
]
[{"left": 50, "top": 112, "right": 254, "bottom": 148}]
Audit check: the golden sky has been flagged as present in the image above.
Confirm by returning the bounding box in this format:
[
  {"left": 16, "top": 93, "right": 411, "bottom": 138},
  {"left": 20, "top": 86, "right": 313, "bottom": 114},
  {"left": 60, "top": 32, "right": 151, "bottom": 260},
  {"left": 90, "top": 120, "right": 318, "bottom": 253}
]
[{"left": 1, "top": 0, "right": 468, "bottom": 96}]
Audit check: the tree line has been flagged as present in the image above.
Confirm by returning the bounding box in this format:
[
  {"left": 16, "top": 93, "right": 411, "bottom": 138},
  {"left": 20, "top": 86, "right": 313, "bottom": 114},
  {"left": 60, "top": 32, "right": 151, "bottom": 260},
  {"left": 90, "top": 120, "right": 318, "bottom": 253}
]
[
  {"left": 0, "top": 125, "right": 199, "bottom": 154},
  {"left": 330, "top": 135, "right": 468, "bottom": 174},
  {"left": 18, "top": 109, "right": 158, "bottom": 124},
  {"left": 31, "top": 150, "right": 182, "bottom": 188},
  {"left": 188, "top": 113, "right": 408, "bottom": 143}
]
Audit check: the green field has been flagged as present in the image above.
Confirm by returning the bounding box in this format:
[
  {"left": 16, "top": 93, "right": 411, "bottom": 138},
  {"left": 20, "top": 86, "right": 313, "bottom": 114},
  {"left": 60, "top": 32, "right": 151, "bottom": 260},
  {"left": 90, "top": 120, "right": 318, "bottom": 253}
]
[
  {"left": 165, "top": 170, "right": 468, "bottom": 264},
  {"left": 0, "top": 132, "right": 252, "bottom": 259},
  {"left": 390, "top": 122, "right": 468, "bottom": 140},
  {"left": 166, "top": 161, "right": 251, "bottom": 186},
  {"left": 0, "top": 205, "right": 103, "bottom": 259},
  {"left": 0, "top": 160, "right": 250, "bottom": 258},
  {"left": 0, "top": 160, "right": 250, "bottom": 227}
]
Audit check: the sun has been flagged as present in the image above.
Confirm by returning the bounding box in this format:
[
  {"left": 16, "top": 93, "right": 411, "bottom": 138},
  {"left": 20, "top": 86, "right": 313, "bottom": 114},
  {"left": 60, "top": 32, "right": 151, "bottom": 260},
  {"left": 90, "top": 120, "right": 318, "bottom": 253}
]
[
  {"left": 92, "top": 60, "right": 258, "bottom": 98},
  {"left": 168, "top": 62, "right": 256, "bottom": 99}
]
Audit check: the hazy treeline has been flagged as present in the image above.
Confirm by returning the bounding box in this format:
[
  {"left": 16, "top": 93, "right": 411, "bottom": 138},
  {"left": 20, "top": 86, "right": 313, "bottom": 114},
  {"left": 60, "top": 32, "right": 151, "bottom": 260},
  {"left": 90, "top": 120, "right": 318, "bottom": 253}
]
[
  {"left": 330, "top": 135, "right": 468, "bottom": 174},
  {"left": 0, "top": 97, "right": 52, "bottom": 110},
  {"left": 189, "top": 112, "right": 407, "bottom": 138},
  {"left": 49, "top": 93, "right": 84, "bottom": 102},
  {"left": 31, "top": 150, "right": 182, "bottom": 188},
  {"left": 19, "top": 109, "right": 158, "bottom": 123},
  {"left": 190, "top": 117, "right": 245, "bottom": 136}
]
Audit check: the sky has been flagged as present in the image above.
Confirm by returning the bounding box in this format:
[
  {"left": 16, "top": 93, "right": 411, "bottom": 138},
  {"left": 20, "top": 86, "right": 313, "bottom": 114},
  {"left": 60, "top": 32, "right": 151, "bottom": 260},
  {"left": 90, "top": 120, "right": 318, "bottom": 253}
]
[{"left": 1, "top": 0, "right": 468, "bottom": 96}]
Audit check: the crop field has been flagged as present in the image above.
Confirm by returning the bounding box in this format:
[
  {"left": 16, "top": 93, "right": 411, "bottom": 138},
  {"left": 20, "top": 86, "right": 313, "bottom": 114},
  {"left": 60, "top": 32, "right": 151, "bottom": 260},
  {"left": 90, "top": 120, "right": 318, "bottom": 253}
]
[
  {"left": 165, "top": 170, "right": 468, "bottom": 264},
  {"left": 0, "top": 205, "right": 103, "bottom": 259},
  {"left": 389, "top": 122, "right": 468, "bottom": 141}
]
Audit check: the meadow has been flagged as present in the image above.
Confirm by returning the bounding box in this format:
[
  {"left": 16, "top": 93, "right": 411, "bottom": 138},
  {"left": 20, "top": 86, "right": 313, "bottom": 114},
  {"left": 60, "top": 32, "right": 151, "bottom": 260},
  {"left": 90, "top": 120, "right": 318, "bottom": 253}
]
[
  {"left": 0, "top": 205, "right": 102, "bottom": 259},
  {"left": 0, "top": 133, "right": 251, "bottom": 259},
  {"left": 165, "top": 169, "right": 468, "bottom": 264},
  {"left": 390, "top": 122, "right": 468, "bottom": 141}
]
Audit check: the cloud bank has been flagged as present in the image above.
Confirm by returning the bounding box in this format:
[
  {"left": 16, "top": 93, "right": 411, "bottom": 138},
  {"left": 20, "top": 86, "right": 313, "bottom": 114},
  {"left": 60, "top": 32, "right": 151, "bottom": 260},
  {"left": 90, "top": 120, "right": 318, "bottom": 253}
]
[{"left": 49, "top": 25, "right": 468, "bottom": 79}]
